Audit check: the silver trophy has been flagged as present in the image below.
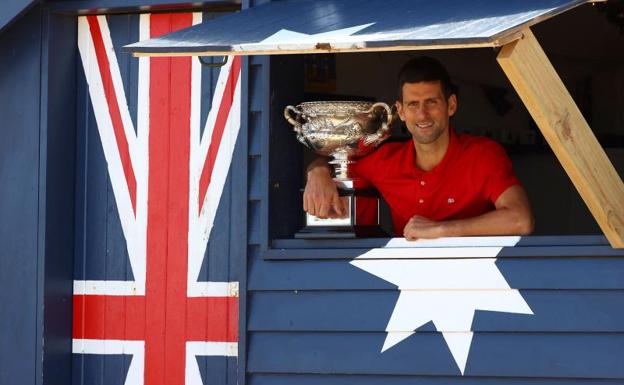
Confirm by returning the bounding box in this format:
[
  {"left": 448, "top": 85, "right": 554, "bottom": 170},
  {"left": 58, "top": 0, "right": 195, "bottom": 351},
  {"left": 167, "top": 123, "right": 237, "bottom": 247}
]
[{"left": 284, "top": 101, "right": 392, "bottom": 238}]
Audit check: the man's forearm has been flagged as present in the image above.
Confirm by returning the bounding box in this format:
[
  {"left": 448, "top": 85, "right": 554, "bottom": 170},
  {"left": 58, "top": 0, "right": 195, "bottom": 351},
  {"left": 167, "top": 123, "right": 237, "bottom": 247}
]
[
  {"left": 440, "top": 207, "right": 534, "bottom": 237},
  {"left": 306, "top": 156, "right": 333, "bottom": 177}
]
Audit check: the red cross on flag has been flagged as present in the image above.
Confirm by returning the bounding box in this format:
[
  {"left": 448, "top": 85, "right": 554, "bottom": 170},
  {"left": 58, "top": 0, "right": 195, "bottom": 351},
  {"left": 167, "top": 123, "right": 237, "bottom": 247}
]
[{"left": 73, "top": 13, "right": 241, "bottom": 385}]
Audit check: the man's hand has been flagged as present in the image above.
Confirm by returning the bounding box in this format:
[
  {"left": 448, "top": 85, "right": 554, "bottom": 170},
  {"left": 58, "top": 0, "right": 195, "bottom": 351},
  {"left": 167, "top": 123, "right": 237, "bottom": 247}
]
[
  {"left": 403, "top": 215, "right": 443, "bottom": 241},
  {"left": 304, "top": 162, "right": 347, "bottom": 219}
]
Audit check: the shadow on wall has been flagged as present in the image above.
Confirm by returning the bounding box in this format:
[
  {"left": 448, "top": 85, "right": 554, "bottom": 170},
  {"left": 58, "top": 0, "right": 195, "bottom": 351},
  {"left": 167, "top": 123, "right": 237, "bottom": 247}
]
[{"left": 511, "top": 148, "right": 624, "bottom": 235}]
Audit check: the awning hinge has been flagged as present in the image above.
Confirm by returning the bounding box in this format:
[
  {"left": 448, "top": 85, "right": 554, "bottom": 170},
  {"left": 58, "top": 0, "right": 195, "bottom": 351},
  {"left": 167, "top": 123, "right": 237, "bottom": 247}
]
[{"left": 198, "top": 56, "right": 228, "bottom": 67}]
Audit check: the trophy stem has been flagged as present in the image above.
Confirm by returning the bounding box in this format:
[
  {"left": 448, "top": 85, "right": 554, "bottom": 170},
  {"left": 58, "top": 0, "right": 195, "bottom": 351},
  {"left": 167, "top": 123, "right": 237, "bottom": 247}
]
[{"left": 329, "top": 151, "right": 352, "bottom": 181}]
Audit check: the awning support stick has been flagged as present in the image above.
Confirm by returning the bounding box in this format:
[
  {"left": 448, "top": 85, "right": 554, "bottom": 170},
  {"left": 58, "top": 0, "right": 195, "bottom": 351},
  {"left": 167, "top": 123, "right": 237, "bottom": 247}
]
[{"left": 497, "top": 28, "right": 624, "bottom": 248}]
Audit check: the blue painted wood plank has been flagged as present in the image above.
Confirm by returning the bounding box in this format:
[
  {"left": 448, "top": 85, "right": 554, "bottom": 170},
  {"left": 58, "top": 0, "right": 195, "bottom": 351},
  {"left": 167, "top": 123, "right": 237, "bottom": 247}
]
[
  {"left": 236, "top": 55, "right": 251, "bottom": 385},
  {"left": 197, "top": 356, "right": 239, "bottom": 385},
  {"left": 39, "top": 11, "right": 77, "bottom": 385},
  {"left": 271, "top": 235, "right": 611, "bottom": 249},
  {"left": 72, "top": 354, "right": 131, "bottom": 385},
  {"left": 248, "top": 155, "right": 263, "bottom": 200},
  {"left": 0, "top": 7, "right": 42, "bottom": 385},
  {"left": 248, "top": 290, "right": 624, "bottom": 332},
  {"left": 247, "top": 332, "right": 624, "bottom": 378},
  {"left": 249, "top": 374, "right": 624, "bottom": 385},
  {"left": 261, "top": 245, "right": 624, "bottom": 260},
  {"left": 248, "top": 257, "right": 624, "bottom": 290},
  {"left": 248, "top": 111, "right": 263, "bottom": 156},
  {"left": 248, "top": 200, "right": 263, "bottom": 245},
  {"left": 49, "top": 0, "right": 240, "bottom": 13},
  {"left": 248, "top": 64, "right": 265, "bottom": 112},
  {"left": 126, "top": 0, "right": 587, "bottom": 55},
  {"left": 256, "top": 56, "right": 270, "bottom": 251}
]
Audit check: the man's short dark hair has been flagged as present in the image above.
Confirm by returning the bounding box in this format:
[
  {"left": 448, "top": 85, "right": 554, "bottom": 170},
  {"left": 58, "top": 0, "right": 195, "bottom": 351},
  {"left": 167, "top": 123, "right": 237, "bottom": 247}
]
[{"left": 397, "top": 57, "right": 458, "bottom": 102}]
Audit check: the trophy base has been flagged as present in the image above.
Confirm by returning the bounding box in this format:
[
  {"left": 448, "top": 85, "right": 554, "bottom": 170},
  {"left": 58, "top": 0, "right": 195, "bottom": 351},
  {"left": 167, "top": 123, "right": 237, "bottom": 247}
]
[
  {"left": 294, "top": 225, "right": 389, "bottom": 239},
  {"left": 296, "top": 183, "right": 388, "bottom": 239}
]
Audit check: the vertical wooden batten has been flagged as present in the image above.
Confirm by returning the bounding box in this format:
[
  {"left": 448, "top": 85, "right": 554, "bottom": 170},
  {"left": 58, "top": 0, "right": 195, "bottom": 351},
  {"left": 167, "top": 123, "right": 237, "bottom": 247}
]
[{"left": 497, "top": 28, "right": 624, "bottom": 248}]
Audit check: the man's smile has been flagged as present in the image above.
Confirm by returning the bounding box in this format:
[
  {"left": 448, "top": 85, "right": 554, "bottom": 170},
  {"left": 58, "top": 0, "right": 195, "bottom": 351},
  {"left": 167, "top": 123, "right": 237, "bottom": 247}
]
[{"left": 415, "top": 122, "right": 434, "bottom": 129}]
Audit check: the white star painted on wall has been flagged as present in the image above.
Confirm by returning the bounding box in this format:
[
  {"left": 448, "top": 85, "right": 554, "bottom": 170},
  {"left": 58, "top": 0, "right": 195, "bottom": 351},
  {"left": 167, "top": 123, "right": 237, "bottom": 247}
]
[
  {"left": 350, "top": 237, "right": 533, "bottom": 374},
  {"left": 237, "top": 23, "right": 400, "bottom": 52},
  {"left": 259, "top": 23, "right": 375, "bottom": 44}
]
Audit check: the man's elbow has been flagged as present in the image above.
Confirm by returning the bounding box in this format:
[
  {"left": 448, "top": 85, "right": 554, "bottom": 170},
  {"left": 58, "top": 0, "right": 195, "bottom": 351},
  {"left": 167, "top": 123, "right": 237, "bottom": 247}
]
[{"left": 515, "top": 209, "right": 535, "bottom": 235}]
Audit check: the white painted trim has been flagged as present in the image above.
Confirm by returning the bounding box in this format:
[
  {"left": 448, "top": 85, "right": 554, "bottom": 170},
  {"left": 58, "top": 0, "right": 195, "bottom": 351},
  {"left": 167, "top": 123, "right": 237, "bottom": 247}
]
[
  {"left": 73, "top": 338, "right": 144, "bottom": 354},
  {"left": 383, "top": 236, "right": 521, "bottom": 248},
  {"left": 192, "top": 11, "right": 202, "bottom": 26},
  {"left": 74, "top": 280, "right": 143, "bottom": 296},
  {"left": 354, "top": 247, "right": 507, "bottom": 259},
  {"left": 73, "top": 280, "right": 237, "bottom": 298},
  {"left": 187, "top": 341, "right": 238, "bottom": 357},
  {"left": 187, "top": 281, "right": 239, "bottom": 298}
]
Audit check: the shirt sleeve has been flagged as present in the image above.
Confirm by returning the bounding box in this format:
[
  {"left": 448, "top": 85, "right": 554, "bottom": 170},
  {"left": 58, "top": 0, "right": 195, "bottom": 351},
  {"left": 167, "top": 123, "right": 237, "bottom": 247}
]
[
  {"left": 349, "top": 151, "right": 376, "bottom": 188},
  {"left": 478, "top": 141, "right": 521, "bottom": 204}
]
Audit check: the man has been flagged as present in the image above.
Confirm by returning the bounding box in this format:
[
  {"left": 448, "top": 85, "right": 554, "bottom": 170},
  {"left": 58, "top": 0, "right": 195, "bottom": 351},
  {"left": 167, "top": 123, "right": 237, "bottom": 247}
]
[{"left": 304, "top": 56, "right": 534, "bottom": 240}]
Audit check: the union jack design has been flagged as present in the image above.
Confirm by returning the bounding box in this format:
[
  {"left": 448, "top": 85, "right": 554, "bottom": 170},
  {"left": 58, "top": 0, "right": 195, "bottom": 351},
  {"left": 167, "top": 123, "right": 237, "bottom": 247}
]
[{"left": 73, "top": 13, "right": 241, "bottom": 385}]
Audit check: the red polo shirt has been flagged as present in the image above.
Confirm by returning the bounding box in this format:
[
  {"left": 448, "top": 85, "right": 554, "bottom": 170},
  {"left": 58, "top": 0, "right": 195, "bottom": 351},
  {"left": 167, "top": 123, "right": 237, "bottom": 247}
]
[{"left": 352, "top": 128, "right": 520, "bottom": 235}]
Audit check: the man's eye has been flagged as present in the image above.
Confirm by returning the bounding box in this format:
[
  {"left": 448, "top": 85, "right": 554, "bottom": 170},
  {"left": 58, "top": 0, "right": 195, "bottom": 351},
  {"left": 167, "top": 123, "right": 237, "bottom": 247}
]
[{"left": 426, "top": 99, "right": 438, "bottom": 106}]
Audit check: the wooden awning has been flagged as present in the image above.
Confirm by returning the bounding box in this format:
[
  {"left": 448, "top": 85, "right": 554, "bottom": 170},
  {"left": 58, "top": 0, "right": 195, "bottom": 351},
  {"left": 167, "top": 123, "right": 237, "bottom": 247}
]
[{"left": 125, "top": 0, "right": 589, "bottom": 56}]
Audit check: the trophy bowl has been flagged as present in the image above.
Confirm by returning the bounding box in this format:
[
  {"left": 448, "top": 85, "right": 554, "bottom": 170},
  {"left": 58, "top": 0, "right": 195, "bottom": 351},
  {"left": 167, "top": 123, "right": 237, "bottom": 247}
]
[{"left": 284, "top": 101, "right": 392, "bottom": 180}]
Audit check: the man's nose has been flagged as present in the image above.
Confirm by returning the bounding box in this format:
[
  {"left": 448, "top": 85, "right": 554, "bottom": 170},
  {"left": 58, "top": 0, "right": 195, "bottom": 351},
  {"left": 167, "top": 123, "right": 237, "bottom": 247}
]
[{"left": 414, "top": 104, "right": 429, "bottom": 118}]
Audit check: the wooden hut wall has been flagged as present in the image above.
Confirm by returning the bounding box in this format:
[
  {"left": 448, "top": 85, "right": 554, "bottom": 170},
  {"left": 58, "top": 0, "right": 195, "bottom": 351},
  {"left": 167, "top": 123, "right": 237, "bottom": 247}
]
[
  {"left": 2, "top": 0, "right": 624, "bottom": 384},
  {"left": 0, "top": 4, "right": 76, "bottom": 384},
  {"left": 0, "top": 8, "right": 46, "bottom": 384}
]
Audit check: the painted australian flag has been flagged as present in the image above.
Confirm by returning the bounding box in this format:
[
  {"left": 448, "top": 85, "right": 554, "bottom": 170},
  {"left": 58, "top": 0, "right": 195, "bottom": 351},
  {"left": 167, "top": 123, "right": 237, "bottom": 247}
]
[{"left": 73, "top": 12, "right": 241, "bottom": 385}]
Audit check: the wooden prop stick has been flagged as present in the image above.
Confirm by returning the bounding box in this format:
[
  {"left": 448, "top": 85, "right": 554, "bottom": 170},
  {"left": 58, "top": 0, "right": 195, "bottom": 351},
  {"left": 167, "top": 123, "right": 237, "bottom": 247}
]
[{"left": 497, "top": 28, "right": 624, "bottom": 248}]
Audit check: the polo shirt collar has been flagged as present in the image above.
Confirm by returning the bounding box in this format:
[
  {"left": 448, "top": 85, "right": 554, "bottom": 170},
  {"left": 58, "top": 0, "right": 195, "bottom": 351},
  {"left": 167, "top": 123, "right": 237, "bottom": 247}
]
[{"left": 411, "top": 127, "right": 459, "bottom": 175}]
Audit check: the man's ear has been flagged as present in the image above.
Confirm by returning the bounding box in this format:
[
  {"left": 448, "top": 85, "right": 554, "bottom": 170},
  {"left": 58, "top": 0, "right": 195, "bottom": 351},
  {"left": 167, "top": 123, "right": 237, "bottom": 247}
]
[
  {"left": 447, "top": 94, "right": 458, "bottom": 117},
  {"left": 395, "top": 100, "right": 405, "bottom": 121}
]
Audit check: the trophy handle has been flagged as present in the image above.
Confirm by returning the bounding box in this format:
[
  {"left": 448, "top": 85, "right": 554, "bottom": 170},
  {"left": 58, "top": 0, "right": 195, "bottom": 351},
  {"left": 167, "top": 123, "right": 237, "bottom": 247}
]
[
  {"left": 284, "top": 105, "right": 303, "bottom": 132},
  {"left": 363, "top": 102, "right": 392, "bottom": 145},
  {"left": 367, "top": 102, "right": 392, "bottom": 127}
]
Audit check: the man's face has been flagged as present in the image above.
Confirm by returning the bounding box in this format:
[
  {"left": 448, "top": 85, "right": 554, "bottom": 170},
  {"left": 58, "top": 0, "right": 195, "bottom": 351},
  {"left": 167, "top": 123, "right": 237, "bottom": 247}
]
[{"left": 396, "top": 81, "right": 457, "bottom": 145}]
